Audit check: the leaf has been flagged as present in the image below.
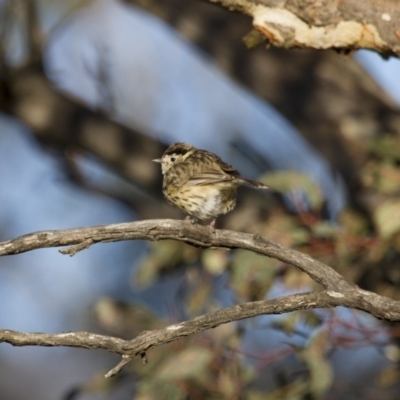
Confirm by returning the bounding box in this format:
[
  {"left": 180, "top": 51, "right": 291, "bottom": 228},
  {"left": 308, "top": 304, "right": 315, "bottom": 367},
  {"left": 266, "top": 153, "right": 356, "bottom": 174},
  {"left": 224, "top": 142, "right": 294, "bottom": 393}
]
[
  {"left": 362, "top": 161, "right": 400, "bottom": 194},
  {"left": 217, "top": 358, "right": 256, "bottom": 398},
  {"left": 261, "top": 212, "right": 310, "bottom": 247},
  {"left": 377, "top": 164, "right": 400, "bottom": 194},
  {"left": 311, "top": 221, "right": 338, "bottom": 239},
  {"left": 218, "top": 370, "right": 239, "bottom": 398},
  {"left": 185, "top": 282, "right": 213, "bottom": 315},
  {"left": 207, "top": 321, "right": 238, "bottom": 346},
  {"left": 376, "top": 365, "right": 400, "bottom": 387},
  {"left": 271, "top": 313, "right": 299, "bottom": 335},
  {"left": 374, "top": 199, "right": 400, "bottom": 239},
  {"left": 135, "top": 241, "right": 198, "bottom": 287},
  {"left": 260, "top": 379, "right": 308, "bottom": 400},
  {"left": 242, "top": 29, "right": 266, "bottom": 48},
  {"left": 93, "top": 297, "right": 163, "bottom": 337},
  {"left": 298, "top": 330, "right": 333, "bottom": 398},
  {"left": 202, "top": 249, "right": 229, "bottom": 275},
  {"left": 367, "top": 137, "right": 400, "bottom": 161},
  {"left": 230, "top": 249, "right": 276, "bottom": 300},
  {"left": 260, "top": 171, "right": 324, "bottom": 210},
  {"left": 135, "top": 382, "right": 185, "bottom": 400},
  {"left": 383, "top": 344, "right": 400, "bottom": 362},
  {"left": 300, "top": 310, "right": 324, "bottom": 329},
  {"left": 283, "top": 268, "right": 314, "bottom": 290},
  {"left": 155, "top": 347, "right": 213, "bottom": 381},
  {"left": 338, "top": 209, "right": 368, "bottom": 235}
]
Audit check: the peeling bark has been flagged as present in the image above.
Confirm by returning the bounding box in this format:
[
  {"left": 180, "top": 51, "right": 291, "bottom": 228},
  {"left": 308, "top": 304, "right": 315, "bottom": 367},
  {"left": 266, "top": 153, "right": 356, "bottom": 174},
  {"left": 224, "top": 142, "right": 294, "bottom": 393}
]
[{"left": 209, "top": 0, "right": 400, "bottom": 56}]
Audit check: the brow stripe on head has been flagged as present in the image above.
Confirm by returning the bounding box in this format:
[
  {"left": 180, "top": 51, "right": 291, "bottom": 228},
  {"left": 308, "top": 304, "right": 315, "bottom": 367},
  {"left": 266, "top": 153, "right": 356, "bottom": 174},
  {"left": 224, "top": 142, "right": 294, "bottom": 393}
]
[{"left": 164, "top": 143, "right": 193, "bottom": 156}]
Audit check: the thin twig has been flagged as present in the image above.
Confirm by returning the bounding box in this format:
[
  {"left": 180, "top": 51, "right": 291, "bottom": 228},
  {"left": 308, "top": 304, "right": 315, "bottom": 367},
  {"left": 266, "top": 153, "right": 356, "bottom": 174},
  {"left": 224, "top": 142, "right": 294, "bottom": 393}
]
[{"left": 0, "top": 291, "right": 355, "bottom": 377}]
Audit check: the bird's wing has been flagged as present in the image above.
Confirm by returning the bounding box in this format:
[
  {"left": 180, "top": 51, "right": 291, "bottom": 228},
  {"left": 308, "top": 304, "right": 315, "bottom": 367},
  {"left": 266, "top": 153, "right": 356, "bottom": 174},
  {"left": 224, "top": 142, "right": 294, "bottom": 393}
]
[
  {"left": 217, "top": 159, "right": 241, "bottom": 177},
  {"left": 186, "top": 167, "right": 238, "bottom": 186}
]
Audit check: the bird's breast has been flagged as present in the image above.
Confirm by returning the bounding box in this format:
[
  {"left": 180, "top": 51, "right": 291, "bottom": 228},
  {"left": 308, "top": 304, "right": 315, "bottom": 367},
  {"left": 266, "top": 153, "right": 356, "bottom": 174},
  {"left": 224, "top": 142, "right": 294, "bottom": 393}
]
[{"left": 163, "top": 182, "right": 237, "bottom": 220}]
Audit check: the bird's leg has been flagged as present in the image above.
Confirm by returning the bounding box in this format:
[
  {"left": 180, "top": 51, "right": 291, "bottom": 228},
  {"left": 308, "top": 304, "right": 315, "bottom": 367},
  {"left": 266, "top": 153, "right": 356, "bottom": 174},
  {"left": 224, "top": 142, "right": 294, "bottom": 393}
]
[
  {"left": 185, "top": 215, "right": 197, "bottom": 224},
  {"left": 207, "top": 218, "right": 216, "bottom": 233}
]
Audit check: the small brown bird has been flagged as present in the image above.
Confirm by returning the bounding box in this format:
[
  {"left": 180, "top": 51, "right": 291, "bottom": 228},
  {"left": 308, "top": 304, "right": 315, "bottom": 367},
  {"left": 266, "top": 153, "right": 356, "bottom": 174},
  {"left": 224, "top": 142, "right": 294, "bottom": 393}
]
[{"left": 153, "top": 142, "right": 268, "bottom": 225}]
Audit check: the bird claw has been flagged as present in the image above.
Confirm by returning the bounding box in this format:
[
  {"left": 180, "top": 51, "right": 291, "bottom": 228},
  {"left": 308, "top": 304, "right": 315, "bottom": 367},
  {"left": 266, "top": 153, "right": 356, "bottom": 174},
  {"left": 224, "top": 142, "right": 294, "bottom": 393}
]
[
  {"left": 208, "top": 219, "right": 216, "bottom": 233},
  {"left": 184, "top": 216, "right": 197, "bottom": 224},
  {"left": 184, "top": 216, "right": 215, "bottom": 233}
]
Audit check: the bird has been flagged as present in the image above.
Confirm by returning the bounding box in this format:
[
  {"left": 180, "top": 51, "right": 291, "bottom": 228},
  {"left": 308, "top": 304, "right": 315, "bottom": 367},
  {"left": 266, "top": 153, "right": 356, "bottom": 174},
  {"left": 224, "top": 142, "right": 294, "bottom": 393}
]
[{"left": 153, "top": 142, "right": 268, "bottom": 225}]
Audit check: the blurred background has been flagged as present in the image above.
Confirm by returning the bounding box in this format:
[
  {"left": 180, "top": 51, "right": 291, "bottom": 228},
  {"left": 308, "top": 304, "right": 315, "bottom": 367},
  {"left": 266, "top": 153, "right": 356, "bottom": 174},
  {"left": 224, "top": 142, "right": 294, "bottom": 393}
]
[{"left": 1, "top": 0, "right": 400, "bottom": 398}]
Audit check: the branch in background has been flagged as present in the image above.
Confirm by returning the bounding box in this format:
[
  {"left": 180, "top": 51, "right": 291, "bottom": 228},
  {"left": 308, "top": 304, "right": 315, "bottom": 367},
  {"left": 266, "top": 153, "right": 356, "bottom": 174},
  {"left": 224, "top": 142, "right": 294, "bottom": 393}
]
[
  {"left": 128, "top": 0, "right": 400, "bottom": 202},
  {"left": 2, "top": 0, "right": 399, "bottom": 206},
  {"left": 2, "top": 66, "right": 165, "bottom": 195},
  {"left": 209, "top": 0, "right": 400, "bottom": 57},
  {"left": 23, "top": 0, "right": 43, "bottom": 65},
  {"left": 0, "top": 0, "right": 165, "bottom": 195},
  {"left": 0, "top": 0, "right": 12, "bottom": 68}
]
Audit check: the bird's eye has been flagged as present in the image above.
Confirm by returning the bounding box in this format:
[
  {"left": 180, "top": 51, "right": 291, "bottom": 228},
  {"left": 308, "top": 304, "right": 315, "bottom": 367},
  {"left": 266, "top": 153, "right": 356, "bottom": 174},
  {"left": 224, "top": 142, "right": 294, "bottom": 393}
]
[{"left": 170, "top": 157, "right": 176, "bottom": 162}]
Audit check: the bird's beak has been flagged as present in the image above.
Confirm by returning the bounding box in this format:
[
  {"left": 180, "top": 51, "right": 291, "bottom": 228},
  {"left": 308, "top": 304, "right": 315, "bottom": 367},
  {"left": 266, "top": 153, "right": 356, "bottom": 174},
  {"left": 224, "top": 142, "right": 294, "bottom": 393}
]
[{"left": 152, "top": 158, "right": 162, "bottom": 163}]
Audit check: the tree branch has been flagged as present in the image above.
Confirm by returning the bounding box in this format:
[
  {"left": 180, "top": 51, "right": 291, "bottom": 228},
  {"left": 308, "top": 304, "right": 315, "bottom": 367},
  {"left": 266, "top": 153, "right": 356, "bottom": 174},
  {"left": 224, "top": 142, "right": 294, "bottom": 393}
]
[
  {"left": 0, "top": 291, "right": 360, "bottom": 378},
  {"left": 1, "top": 219, "right": 400, "bottom": 376},
  {"left": 209, "top": 0, "right": 400, "bottom": 57},
  {"left": 1, "top": 219, "right": 400, "bottom": 324},
  {"left": 0, "top": 219, "right": 342, "bottom": 288},
  {"left": 1, "top": 131, "right": 394, "bottom": 378}
]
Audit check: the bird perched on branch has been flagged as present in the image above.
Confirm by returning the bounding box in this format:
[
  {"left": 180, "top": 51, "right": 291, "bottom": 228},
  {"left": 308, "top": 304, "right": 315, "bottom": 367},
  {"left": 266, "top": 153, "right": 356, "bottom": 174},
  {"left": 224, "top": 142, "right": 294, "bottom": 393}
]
[{"left": 153, "top": 142, "right": 269, "bottom": 225}]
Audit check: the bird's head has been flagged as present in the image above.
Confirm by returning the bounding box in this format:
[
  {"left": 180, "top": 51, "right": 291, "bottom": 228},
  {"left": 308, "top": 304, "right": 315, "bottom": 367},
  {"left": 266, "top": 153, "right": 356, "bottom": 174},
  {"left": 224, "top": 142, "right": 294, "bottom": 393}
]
[{"left": 152, "top": 142, "right": 194, "bottom": 174}]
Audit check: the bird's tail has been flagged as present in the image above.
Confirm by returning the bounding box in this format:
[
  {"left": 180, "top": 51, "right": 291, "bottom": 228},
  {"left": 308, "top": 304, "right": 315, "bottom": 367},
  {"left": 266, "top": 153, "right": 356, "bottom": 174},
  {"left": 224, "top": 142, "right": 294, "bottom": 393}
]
[{"left": 239, "top": 178, "right": 269, "bottom": 189}]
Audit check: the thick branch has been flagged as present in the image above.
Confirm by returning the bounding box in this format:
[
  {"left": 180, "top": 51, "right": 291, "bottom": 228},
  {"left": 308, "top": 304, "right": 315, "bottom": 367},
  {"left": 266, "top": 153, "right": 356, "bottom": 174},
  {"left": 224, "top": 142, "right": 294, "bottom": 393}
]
[
  {"left": 1, "top": 219, "right": 400, "bottom": 322},
  {"left": 0, "top": 219, "right": 343, "bottom": 288},
  {"left": 209, "top": 0, "right": 400, "bottom": 57}
]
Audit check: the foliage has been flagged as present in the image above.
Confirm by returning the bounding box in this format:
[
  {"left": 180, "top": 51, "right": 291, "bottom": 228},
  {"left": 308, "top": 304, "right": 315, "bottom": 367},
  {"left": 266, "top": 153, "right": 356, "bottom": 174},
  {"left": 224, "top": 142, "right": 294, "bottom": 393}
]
[
  {"left": 3, "top": 1, "right": 400, "bottom": 397},
  {"left": 83, "top": 140, "right": 400, "bottom": 399}
]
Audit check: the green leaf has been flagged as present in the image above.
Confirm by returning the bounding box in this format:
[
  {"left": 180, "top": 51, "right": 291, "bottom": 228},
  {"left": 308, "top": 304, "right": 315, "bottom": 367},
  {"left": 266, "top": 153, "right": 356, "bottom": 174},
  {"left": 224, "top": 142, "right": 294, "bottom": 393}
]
[
  {"left": 338, "top": 209, "right": 368, "bottom": 235},
  {"left": 135, "top": 382, "right": 185, "bottom": 400},
  {"left": 202, "top": 249, "right": 229, "bottom": 275},
  {"left": 155, "top": 347, "right": 213, "bottom": 381},
  {"left": 311, "top": 221, "right": 338, "bottom": 239},
  {"left": 298, "top": 330, "right": 333, "bottom": 398},
  {"left": 257, "top": 379, "right": 308, "bottom": 400},
  {"left": 271, "top": 314, "right": 299, "bottom": 335},
  {"left": 135, "top": 241, "right": 197, "bottom": 287},
  {"left": 230, "top": 250, "right": 276, "bottom": 300},
  {"left": 261, "top": 213, "right": 310, "bottom": 247},
  {"left": 260, "top": 171, "right": 323, "bottom": 210},
  {"left": 362, "top": 161, "right": 400, "bottom": 194},
  {"left": 376, "top": 365, "right": 400, "bottom": 387},
  {"left": 367, "top": 137, "right": 400, "bottom": 161},
  {"left": 374, "top": 199, "right": 400, "bottom": 239},
  {"left": 242, "top": 29, "right": 266, "bottom": 48},
  {"left": 185, "top": 282, "right": 213, "bottom": 315},
  {"left": 376, "top": 164, "right": 400, "bottom": 194}
]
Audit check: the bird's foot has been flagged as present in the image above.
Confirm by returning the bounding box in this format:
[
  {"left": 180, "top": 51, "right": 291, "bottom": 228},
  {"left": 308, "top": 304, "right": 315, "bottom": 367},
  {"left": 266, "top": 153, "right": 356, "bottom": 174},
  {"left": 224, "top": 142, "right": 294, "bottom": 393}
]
[
  {"left": 185, "top": 216, "right": 197, "bottom": 224},
  {"left": 208, "top": 219, "right": 216, "bottom": 233}
]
